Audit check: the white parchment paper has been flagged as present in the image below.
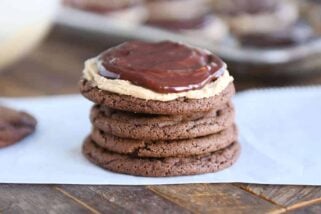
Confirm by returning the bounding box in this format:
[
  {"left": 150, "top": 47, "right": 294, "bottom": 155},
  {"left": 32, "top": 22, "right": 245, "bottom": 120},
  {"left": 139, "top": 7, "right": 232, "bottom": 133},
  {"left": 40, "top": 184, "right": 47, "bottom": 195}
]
[{"left": 0, "top": 86, "right": 320, "bottom": 185}]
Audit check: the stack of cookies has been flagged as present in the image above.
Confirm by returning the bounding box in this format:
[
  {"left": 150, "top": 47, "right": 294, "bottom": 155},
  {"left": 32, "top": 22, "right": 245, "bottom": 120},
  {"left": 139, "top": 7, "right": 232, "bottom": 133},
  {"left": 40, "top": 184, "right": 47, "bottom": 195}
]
[{"left": 80, "top": 41, "right": 240, "bottom": 177}]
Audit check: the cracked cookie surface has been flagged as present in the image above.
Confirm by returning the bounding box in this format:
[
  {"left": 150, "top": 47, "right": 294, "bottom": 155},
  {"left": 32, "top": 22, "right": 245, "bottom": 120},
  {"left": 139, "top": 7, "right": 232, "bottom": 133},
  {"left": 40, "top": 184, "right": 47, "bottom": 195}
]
[
  {"left": 91, "top": 125, "right": 237, "bottom": 158},
  {"left": 90, "top": 102, "right": 235, "bottom": 140},
  {"left": 83, "top": 137, "right": 240, "bottom": 177},
  {"left": 80, "top": 79, "right": 235, "bottom": 115}
]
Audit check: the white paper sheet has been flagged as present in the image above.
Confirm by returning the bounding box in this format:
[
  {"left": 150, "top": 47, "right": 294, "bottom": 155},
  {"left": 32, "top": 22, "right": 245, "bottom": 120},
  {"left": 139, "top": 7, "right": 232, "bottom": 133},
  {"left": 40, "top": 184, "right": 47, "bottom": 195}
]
[{"left": 0, "top": 86, "right": 321, "bottom": 185}]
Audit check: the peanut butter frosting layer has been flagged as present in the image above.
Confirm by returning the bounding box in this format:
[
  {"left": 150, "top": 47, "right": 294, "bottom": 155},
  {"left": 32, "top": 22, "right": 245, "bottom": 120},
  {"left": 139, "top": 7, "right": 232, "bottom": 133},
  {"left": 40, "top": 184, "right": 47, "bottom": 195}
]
[{"left": 83, "top": 57, "right": 233, "bottom": 101}]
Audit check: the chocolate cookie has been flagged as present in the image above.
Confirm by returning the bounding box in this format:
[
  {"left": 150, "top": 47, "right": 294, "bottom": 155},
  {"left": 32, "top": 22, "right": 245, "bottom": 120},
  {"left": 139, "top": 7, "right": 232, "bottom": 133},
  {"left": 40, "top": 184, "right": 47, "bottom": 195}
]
[
  {"left": 239, "top": 21, "right": 315, "bottom": 48},
  {"left": 0, "top": 106, "right": 37, "bottom": 148},
  {"left": 80, "top": 79, "right": 235, "bottom": 115},
  {"left": 90, "top": 102, "right": 234, "bottom": 140},
  {"left": 83, "top": 137, "right": 240, "bottom": 177},
  {"left": 146, "top": 15, "right": 211, "bottom": 31},
  {"left": 91, "top": 125, "right": 237, "bottom": 158}
]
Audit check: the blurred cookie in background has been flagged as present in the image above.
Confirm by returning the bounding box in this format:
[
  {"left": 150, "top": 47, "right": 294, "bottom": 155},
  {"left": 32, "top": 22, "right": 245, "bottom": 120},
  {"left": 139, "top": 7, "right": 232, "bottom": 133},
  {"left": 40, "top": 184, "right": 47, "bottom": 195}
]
[
  {"left": 0, "top": 106, "right": 37, "bottom": 148},
  {"left": 210, "top": 0, "right": 298, "bottom": 36},
  {"left": 300, "top": 0, "right": 321, "bottom": 34},
  {"left": 145, "top": 0, "right": 209, "bottom": 24},
  {"left": 145, "top": 0, "right": 229, "bottom": 43},
  {"left": 64, "top": 0, "right": 148, "bottom": 25},
  {"left": 239, "top": 20, "right": 316, "bottom": 48}
]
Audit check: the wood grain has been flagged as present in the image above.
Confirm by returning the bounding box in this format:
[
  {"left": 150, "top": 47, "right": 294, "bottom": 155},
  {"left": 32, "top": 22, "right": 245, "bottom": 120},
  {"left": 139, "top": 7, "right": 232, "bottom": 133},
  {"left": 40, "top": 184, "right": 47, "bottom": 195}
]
[
  {"left": 148, "top": 184, "right": 285, "bottom": 213},
  {"left": 238, "top": 184, "right": 321, "bottom": 208},
  {"left": 0, "top": 185, "right": 91, "bottom": 214},
  {"left": 289, "top": 203, "right": 321, "bottom": 214},
  {"left": 57, "top": 185, "right": 189, "bottom": 214}
]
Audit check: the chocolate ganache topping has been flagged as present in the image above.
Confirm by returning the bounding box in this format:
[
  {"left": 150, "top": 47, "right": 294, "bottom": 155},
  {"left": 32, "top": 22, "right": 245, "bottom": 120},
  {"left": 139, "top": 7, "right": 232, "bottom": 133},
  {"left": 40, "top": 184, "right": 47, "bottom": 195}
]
[
  {"left": 64, "top": 0, "right": 139, "bottom": 14},
  {"left": 215, "top": 0, "right": 277, "bottom": 15},
  {"left": 146, "top": 15, "right": 212, "bottom": 31},
  {"left": 97, "top": 41, "right": 224, "bottom": 93}
]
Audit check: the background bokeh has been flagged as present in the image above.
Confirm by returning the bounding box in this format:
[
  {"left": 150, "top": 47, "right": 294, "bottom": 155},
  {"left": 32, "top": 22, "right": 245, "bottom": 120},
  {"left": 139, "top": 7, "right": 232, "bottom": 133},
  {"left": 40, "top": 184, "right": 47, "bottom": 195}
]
[{"left": 1, "top": 0, "right": 321, "bottom": 94}]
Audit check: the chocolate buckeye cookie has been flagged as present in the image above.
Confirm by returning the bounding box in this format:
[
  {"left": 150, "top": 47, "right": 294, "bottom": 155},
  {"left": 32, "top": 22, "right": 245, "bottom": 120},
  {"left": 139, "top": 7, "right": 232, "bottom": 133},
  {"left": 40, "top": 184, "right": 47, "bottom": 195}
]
[
  {"left": 80, "top": 40, "right": 239, "bottom": 177},
  {"left": 64, "top": 0, "right": 148, "bottom": 25},
  {"left": 80, "top": 41, "right": 234, "bottom": 115},
  {"left": 0, "top": 106, "right": 37, "bottom": 148},
  {"left": 144, "top": 0, "right": 228, "bottom": 43},
  {"left": 211, "top": 0, "right": 299, "bottom": 36}
]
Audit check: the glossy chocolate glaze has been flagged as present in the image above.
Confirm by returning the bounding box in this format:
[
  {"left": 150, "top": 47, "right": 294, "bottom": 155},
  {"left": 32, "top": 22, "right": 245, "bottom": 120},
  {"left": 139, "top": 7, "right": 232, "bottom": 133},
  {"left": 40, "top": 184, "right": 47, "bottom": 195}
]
[{"left": 97, "top": 41, "right": 224, "bottom": 93}]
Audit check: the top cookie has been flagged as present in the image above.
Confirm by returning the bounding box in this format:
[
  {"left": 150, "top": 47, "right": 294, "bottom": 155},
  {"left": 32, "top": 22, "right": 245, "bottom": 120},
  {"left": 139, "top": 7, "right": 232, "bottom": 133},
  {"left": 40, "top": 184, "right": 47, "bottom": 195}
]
[
  {"left": 80, "top": 41, "right": 235, "bottom": 114},
  {"left": 81, "top": 80, "right": 235, "bottom": 115}
]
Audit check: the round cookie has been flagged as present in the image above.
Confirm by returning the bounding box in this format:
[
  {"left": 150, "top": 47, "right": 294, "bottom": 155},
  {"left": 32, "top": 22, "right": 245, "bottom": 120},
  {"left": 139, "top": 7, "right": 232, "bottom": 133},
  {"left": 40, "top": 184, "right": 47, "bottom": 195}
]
[
  {"left": 80, "top": 79, "right": 235, "bottom": 115},
  {"left": 211, "top": 0, "right": 298, "bottom": 35},
  {"left": 90, "top": 102, "right": 235, "bottom": 140},
  {"left": 239, "top": 21, "right": 315, "bottom": 48},
  {"left": 91, "top": 125, "right": 237, "bottom": 158},
  {"left": 64, "top": 0, "right": 148, "bottom": 25},
  {"left": 0, "top": 106, "right": 37, "bottom": 148},
  {"left": 83, "top": 137, "right": 240, "bottom": 177}
]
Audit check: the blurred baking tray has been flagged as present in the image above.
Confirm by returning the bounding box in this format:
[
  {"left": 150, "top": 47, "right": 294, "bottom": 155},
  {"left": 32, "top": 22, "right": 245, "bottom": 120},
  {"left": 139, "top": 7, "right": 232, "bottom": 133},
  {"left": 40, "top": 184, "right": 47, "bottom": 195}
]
[{"left": 57, "top": 6, "right": 321, "bottom": 78}]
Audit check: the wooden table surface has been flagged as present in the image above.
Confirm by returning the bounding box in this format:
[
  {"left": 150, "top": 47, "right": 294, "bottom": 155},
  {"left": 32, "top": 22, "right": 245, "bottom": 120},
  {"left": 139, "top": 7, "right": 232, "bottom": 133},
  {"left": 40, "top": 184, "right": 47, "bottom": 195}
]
[{"left": 1, "top": 26, "right": 321, "bottom": 214}]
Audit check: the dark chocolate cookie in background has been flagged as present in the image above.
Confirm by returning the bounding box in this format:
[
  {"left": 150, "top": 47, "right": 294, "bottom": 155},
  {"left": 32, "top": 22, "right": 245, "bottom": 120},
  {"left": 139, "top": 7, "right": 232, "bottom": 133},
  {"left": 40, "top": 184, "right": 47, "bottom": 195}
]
[
  {"left": 64, "top": 0, "right": 141, "bottom": 14},
  {"left": 0, "top": 106, "right": 37, "bottom": 148},
  {"left": 211, "top": 0, "right": 299, "bottom": 36},
  {"left": 211, "top": 0, "right": 278, "bottom": 15},
  {"left": 63, "top": 0, "right": 148, "bottom": 25},
  {"left": 303, "top": 0, "right": 321, "bottom": 34},
  {"left": 145, "top": 15, "right": 212, "bottom": 31},
  {"left": 239, "top": 21, "right": 316, "bottom": 48},
  {"left": 143, "top": 0, "right": 228, "bottom": 42}
]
